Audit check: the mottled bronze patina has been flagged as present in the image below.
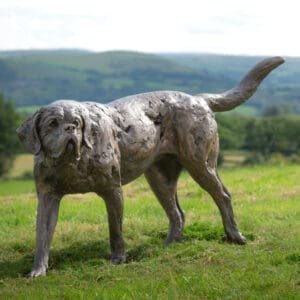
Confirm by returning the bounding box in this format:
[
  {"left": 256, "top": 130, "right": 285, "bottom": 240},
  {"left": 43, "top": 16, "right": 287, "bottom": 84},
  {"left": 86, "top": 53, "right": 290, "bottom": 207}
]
[{"left": 17, "top": 57, "right": 284, "bottom": 277}]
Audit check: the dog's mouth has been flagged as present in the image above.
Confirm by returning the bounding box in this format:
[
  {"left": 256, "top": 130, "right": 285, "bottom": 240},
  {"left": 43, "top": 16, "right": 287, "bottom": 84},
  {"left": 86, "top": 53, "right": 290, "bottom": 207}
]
[
  {"left": 66, "top": 139, "right": 81, "bottom": 160},
  {"left": 51, "top": 136, "right": 81, "bottom": 161}
]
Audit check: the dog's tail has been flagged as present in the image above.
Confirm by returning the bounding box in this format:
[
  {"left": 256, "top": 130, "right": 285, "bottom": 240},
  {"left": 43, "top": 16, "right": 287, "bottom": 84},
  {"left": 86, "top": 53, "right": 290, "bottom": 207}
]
[{"left": 198, "top": 56, "right": 284, "bottom": 112}]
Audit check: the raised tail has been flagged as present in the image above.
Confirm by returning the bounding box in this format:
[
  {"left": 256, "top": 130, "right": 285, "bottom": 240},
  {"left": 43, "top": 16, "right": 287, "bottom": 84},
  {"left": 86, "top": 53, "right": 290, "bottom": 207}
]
[{"left": 198, "top": 56, "right": 284, "bottom": 112}]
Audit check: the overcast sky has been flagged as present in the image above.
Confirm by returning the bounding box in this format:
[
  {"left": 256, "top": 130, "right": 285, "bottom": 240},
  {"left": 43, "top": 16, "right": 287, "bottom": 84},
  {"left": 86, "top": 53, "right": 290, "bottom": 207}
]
[{"left": 0, "top": 0, "right": 299, "bottom": 56}]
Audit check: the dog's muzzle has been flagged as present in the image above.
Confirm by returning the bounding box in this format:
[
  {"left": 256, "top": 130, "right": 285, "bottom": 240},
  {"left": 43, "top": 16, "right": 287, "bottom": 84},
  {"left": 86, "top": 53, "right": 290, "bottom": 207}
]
[
  {"left": 66, "top": 137, "right": 81, "bottom": 160},
  {"left": 50, "top": 135, "right": 81, "bottom": 161}
]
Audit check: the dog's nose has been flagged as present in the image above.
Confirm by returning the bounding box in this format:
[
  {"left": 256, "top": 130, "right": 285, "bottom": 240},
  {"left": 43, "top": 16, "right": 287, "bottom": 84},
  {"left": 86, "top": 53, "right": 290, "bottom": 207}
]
[{"left": 64, "top": 124, "right": 76, "bottom": 132}]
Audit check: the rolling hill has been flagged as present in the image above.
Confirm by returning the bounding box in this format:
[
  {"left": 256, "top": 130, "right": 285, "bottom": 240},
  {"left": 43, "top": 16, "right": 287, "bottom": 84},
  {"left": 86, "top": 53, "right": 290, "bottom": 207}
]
[{"left": 0, "top": 50, "right": 299, "bottom": 114}]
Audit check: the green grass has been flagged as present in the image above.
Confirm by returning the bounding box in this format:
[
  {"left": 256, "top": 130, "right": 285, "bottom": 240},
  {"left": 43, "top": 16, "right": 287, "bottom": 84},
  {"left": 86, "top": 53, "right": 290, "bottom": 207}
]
[
  {"left": 0, "top": 180, "right": 35, "bottom": 196},
  {"left": 0, "top": 164, "right": 299, "bottom": 298}
]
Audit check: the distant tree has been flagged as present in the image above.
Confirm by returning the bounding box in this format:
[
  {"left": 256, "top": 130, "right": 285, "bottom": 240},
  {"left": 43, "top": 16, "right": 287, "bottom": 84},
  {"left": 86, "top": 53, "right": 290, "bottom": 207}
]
[
  {"left": 216, "top": 114, "right": 250, "bottom": 150},
  {"left": 0, "top": 94, "right": 21, "bottom": 177},
  {"left": 244, "top": 116, "right": 300, "bottom": 157},
  {"left": 262, "top": 103, "right": 294, "bottom": 116}
]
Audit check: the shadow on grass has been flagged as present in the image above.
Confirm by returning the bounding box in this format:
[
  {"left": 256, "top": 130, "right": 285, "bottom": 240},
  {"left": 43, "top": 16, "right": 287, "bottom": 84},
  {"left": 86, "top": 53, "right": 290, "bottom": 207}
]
[
  {"left": 145, "top": 222, "right": 255, "bottom": 245},
  {"left": 184, "top": 223, "right": 224, "bottom": 241},
  {"left": 145, "top": 222, "right": 226, "bottom": 242},
  {"left": 0, "top": 240, "right": 110, "bottom": 279},
  {"left": 127, "top": 222, "right": 228, "bottom": 262},
  {"left": 0, "top": 222, "right": 253, "bottom": 279}
]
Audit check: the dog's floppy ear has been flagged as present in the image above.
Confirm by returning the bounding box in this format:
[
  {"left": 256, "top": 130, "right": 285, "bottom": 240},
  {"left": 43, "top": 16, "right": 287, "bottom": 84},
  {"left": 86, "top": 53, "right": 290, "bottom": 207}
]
[
  {"left": 16, "top": 110, "right": 42, "bottom": 155},
  {"left": 80, "top": 108, "right": 92, "bottom": 149}
]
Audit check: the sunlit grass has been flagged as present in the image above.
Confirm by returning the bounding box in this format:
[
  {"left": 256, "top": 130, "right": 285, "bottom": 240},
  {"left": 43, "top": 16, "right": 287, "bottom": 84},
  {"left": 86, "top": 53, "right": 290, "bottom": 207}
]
[{"left": 0, "top": 164, "right": 299, "bottom": 298}]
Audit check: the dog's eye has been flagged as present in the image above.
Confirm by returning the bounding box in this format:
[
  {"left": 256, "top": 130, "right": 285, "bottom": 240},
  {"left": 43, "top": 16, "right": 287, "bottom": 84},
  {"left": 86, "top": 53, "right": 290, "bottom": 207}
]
[
  {"left": 73, "top": 120, "right": 80, "bottom": 128},
  {"left": 49, "top": 119, "right": 59, "bottom": 128}
]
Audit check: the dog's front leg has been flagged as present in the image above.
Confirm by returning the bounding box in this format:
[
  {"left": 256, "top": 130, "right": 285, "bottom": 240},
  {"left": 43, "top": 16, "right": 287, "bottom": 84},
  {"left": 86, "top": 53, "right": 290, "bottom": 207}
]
[
  {"left": 29, "top": 189, "right": 61, "bottom": 277},
  {"left": 100, "top": 186, "right": 126, "bottom": 264}
]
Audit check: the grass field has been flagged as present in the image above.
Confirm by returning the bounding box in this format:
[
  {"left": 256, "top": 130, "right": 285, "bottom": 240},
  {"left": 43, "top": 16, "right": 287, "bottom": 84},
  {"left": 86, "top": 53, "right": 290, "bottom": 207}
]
[{"left": 0, "top": 162, "right": 299, "bottom": 298}]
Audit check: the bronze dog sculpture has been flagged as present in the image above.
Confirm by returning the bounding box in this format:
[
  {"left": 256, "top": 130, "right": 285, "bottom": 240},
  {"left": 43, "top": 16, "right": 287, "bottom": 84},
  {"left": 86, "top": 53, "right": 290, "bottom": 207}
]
[{"left": 17, "top": 57, "right": 284, "bottom": 277}]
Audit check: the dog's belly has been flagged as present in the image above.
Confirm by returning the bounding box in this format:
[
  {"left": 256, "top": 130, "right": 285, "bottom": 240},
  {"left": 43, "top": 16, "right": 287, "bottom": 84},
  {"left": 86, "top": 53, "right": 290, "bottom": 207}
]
[
  {"left": 118, "top": 124, "right": 162, "bottom": 184},
  {"left": 120, "top": 154, "right": 158, "bottom": 185}
]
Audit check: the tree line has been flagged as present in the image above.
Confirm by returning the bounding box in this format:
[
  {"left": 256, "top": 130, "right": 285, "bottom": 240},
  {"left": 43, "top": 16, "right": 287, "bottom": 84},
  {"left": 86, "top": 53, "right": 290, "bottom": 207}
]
[
  {"left": 216, "top": 113, "right": 300, "bottom": 164},
  {"left": 0, "top": 94, "right": 22, "bottom": 176}
]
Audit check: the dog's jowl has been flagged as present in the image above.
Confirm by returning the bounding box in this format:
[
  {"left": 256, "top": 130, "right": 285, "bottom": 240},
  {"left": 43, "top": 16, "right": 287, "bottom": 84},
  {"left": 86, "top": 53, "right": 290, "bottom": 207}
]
[{"left": 17, "top": 57, "right": 284, "bottom": 277}]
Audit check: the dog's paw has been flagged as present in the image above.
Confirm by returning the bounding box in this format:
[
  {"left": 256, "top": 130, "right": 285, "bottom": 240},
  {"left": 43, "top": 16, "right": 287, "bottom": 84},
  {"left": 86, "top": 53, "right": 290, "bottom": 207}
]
[
  {"left": 165, "top": 234, "right": 183, "bottom": 245},
  {"left": 111, "top": 253, "right": 127, "bottom": 264},
  {"left": 27, "top": 267, "right": 47, "bottom": 278},
  {"left": 226, "top": 231, "right": 247, "bottom": 245}
]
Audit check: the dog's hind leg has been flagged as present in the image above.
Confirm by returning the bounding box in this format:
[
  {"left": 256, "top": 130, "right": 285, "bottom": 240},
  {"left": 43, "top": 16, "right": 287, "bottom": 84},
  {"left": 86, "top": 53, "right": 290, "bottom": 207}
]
[
  {"left": 145, "top": 155, "right": 184, "bottom": 244},
  {"left": 181, "top": 136, "right": 246, "bottom": 245}
]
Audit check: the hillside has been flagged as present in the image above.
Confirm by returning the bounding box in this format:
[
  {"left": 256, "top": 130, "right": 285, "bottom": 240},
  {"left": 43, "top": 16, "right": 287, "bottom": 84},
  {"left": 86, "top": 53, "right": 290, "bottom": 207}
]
[
  {"left": 0, "top": 50, "right": 233, "bottom": 107},
  {"left": 0, "top": 50, "right": 299, "bottom": 114}
]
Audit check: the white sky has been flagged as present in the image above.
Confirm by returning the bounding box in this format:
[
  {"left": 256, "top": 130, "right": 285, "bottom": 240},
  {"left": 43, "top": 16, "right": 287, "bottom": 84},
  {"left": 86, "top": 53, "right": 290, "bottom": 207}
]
[{"left": 0, "top": 0, "right": 299, "bottom": 56}]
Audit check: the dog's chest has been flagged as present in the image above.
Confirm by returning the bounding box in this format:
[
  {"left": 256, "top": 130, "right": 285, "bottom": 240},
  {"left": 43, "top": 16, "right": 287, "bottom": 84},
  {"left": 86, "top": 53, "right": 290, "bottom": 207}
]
[{"left": 41, "top": 155, "right": 118, "bottom": 194}]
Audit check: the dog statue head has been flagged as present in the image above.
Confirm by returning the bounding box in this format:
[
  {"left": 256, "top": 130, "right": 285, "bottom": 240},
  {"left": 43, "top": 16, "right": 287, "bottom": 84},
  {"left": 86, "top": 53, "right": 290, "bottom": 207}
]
[{"left": 17, "top": 101, "right": 92, "bottom": 161}]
